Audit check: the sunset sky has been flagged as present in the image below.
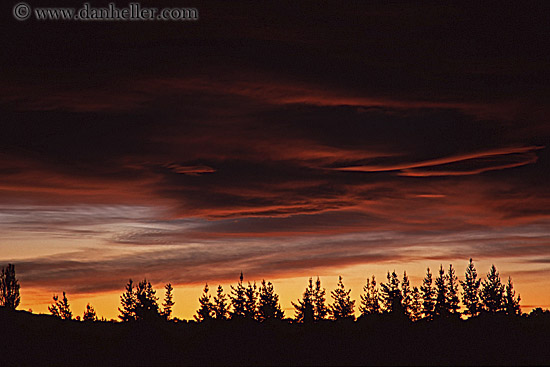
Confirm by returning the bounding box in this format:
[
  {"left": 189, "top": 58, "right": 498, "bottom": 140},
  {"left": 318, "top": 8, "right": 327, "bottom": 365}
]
[{"left": 1, "top": 2, "right": 549, "bottom": 320}]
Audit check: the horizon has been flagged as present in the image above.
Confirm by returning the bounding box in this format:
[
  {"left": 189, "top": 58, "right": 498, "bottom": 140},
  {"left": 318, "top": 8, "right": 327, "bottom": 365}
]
[
  {"left": 12, "top": 258, "right": 544, "bottom": 320},
  {"left": 2, "top": 2, "right": 550, "bottom": 322}
]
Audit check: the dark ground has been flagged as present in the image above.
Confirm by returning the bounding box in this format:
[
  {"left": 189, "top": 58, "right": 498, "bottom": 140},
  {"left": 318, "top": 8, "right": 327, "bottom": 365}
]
[{"left": 1, "top": 307, "right": 550, "bottom": 366}]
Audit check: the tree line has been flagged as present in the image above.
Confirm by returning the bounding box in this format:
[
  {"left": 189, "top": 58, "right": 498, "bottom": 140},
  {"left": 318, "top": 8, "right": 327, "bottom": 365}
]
[{"left": 0, "top": 259, "right": 539, "bottom": 322}]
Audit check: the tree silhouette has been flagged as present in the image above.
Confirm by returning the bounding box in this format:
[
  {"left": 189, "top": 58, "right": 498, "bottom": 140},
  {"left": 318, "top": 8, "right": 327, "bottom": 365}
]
[
  {"left": 135, "top": 279, "right": 160, "bottom": 320},
  {"left": 48, "top": 292, "right": 72, "bottom": 320},
  {"left": 313, "top": 277, "right": 328, "bottom": 321},
  {"left": 528, "top": 307, "right": 550, "bottom": 318},
  {"left": 480, "top": 264, "right": 505, "bottom": 313},
  {"left": 460, "top": 258, "right": 481, "bottom": 317},
  {"left": 402, "top": 271, "right": 412, "bottom": 318},
  {"left": 434, "top": 265, "right": 448, "bottom": 317},
  {"left": 48, "top": 295, "right": 60, "bottom": 318},
  {"left": 330, "top": 276, "right": 355, "bottom": 320},
  {"left": 257, "top": 280, "right": 284, "bottom": 322},
  {"left": 446, "top": 264, "right": 460, "bottom": 315},
  {"left": 230, "top": 272, "right": 247, "bottom": 319},
  {"left": 380, "top": 271, "right": 402, "bottom": 315},
  {"left": 504, "top": 276, "right": 521, "bottom": 316},
  {"left": 119, "top": 279, "right": 137, "bottom": 321},
  {"left": 162, "top": 283, "right": 175, "bottom": 320},
  {"left": 292, "top": 278, "right": 315, "bottom": 323},
  {"left": 83, "top": 303, "right": 97, "bottom": 321},
  {"left": 360, "top": 275, "right": 380, "bottom": 316},
  {"left": 409, "top": 286, "right": 423, "bottom": 321},
  {"left": 420, "top": 268, "right": 436, "bottom": 320},
  {"left": 118, "top": 278, "right": 160, "bottom": 321},
  {"left": 244, "top": 281, "right": 258, "bottom": 320},
  {"left": 195, "top": 283, "right": 214, "bottom": 322},
  {"left": 213, "top": 285, "right": 229, "bottom": 320},
  {"left": 0, "top": 264, "right": 20, "bottom": 310}
]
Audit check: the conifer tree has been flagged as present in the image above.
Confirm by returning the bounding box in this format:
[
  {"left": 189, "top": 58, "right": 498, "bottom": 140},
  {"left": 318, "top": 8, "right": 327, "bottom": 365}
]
[
  {"left": 446, "top": 264, "right": 460, "bottom": 315},
  {"left": 195, "top": 283, "right": 214, "bottom": 322},
  {"left": 0, "top": 264, "right": 20, "bottom": 310},
  {"left": 230, "top": 272, "right": 247, "bottom": 319},
  {"left": 313, "top": 277, "right": 328, "bottom": 321},
  {"left": 135, "top": 279, "right": 160, "bottom": 320},
  {"left": 480, "top": 264, "right": 505, "bottom": 313},
  {"left": 330, "top": 276, "right": 355, "bottom": 320},
  {"left": 402, "top": 271, "right": 412, "bottom": 318},
  {"left": 162, "top": 283, "right": 175, "bottom": 320},
  {"left": 380, "top": 271, "right": 402, "bottom": 315},
  {"left": 504, "top": 276, "right": 521, "bottom": 316},
  {"left": 292, "top": 278, "right": 315, "bottom": 323},
  {"left": 83, "top": 303, "right": 97, "bottom": 321},
  {"left": 360, "top": 275, "right": 380, "bottom": 315},
  {"left": 420, "top": 268, "right": 436, "bottom": 320},
  {"left": 119, "top": 279, "right": 137, "bottom": 321},
  {"left": 409, "top": 286, "right": 423, "bottom": 321},
  {"left": 49, "top": 291, "right": 72, "bottom": 320},
  {"left": 213, "top": 285, "right": 229, "bottom": 320},
  {"left": 244, "top": 281, "right": 258, "bottom": 319},
  {"left": 460, "top": 258, "right": 481, "bottom": 317},
  {"left": 434, "top": 265, "right": 448, "bottom": 317},
  {"left": 257, "top": 280, "right": 284, "bottom": 321}
]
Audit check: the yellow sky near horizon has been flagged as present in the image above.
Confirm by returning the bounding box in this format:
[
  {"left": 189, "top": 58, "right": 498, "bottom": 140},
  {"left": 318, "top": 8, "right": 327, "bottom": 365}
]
[{"left": 18, "top": 259, "right": 550, "bottom": 321}]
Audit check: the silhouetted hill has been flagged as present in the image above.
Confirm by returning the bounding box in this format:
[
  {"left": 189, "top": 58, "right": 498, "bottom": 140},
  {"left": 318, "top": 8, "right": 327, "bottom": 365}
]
[{"left": 2, "top": 307, "right": 550, "bottom": 366}]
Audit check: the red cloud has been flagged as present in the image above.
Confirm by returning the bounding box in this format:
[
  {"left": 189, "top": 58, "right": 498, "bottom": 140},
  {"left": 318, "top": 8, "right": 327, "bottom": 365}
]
[{"left": 331, "top": 146, "right": 544, "bottom": 176}]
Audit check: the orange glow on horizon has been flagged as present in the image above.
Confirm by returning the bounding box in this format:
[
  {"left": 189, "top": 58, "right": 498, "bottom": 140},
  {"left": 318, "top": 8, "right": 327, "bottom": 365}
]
[{"left": 17, "top": 259, "right": 550, "bottom": 321}]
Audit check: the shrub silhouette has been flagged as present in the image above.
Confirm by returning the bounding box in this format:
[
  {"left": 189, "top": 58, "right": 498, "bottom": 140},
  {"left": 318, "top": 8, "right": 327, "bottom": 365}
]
[{"left": 83, "top": 303, "right": 97, "bottom": 321}]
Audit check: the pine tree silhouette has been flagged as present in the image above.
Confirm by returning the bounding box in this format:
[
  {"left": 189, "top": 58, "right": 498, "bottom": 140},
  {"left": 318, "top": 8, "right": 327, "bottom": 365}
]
[
  {"left": 409, "top": 286, "right": 423, "bottom": 321},
  {"left": 313, "top": 277, "right": 328, "bottom": 321},
  {"left": 118, "top": 279, "right": 160, "bottom": 321},
  {"left": 504, "top": 276, "right": 521, "bottom": 316},
  {"left": 257, "top": 280, "right": 284, "bottom": 322},
  {"left": 402, "top": 271, "right": 412, "bottom": 318},
  {"left": 434, "top": 265, "right": 448, "bottom": 317},
  {"left": 195, "top": 283, "right": 214, "bottom": 322},
  {"left": 447, "top": 264, "right": 460, "bottom": 315},
  {"left": 480, "top": 264, "right": 505, "bottom": 314},
  {"left": 135, "top": 279, "right": 160, "bottom": 320},
  {"left": 119, "top": 279, "right": 137, "bottom": 321},
  {"left": 83, "top": 303, "right": 97, "bottom": 321},
  {"left": 162, "top": 283, "right": 175, "bottom": 320},
  {"left": 230, "top": 272, "right": 247, "bottom": 319},
  {"left": 421, "top": 268, "right": 436, "bottom": 320},
  {"left": 49, "top": 291, "right": 72, "bottom": 320},
  {"left": 292, "top": 278, "right": 315, "bottom": 323},
  {"left": 213, "top": 285, "right": 229, "bottom": 320},
  {"left": 380, "top": 271, "right": 402, "bottom": 315},
  {"left": 244, "top": 281, "right": 258, "bottom": 320},
  {"left": 460, "top": 258, "right": 481, "bottom": 318},
  {"left": 330, "top": 276, "right": 355, "bottom": 320},
  {"left": 359, "top": 275, "right": 380, "bottom": 315},
  {"left": 0, "top": 264, "right": 20, "bottom": 310}
]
